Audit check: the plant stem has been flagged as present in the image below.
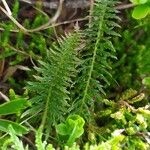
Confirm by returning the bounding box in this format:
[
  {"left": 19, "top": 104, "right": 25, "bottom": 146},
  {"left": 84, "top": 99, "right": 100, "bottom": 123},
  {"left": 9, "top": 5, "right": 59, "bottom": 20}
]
[{"left": 80, "top": 4, "right": 107, "bottom": 112}]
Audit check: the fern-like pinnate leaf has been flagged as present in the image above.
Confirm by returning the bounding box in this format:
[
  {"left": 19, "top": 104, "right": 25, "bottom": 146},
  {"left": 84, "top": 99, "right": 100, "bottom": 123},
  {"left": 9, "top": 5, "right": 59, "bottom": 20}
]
[
  {"left": 72, "top": 0, "right": 120, "bottom": 118},
  {"left": 27, "top": 33, "right": 80, "bottom": 130}
]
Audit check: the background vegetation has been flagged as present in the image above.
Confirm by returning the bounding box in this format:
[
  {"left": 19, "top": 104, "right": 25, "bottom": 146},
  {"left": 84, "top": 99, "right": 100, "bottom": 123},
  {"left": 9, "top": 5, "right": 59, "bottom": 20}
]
[{"left": 0, "top": 0, "right": 150, "bottom": 149}]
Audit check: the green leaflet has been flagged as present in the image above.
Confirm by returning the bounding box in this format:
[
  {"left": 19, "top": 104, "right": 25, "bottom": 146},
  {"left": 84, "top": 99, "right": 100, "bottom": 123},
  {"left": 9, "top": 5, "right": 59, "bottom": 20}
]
[
  {"left": 0, "top": 119, "right": 28, "bottom": 135},
  {"left": 0, "top": 93, "right": 30, "bottom": 136},
  {"left": 0, "top": 99, "right": 30, "bottom": 115},
  {"left": 130, "top": 0, "right": 148, "bottom": 4}
]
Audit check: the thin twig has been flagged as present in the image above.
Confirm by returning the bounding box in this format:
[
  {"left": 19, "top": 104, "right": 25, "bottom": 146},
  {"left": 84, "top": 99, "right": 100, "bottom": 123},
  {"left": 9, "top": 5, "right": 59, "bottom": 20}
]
[
  {"left": 89, "top": 0, "right": 94, "bottom": 27},
  {"left": 6, "top": 44, "right": 31, "bottom": 56},
  {"left": 19, "top": 0, "right": 134, "bottom": 10},
  {"left": 0, "top": 6, "right": 27, "bottom": 32},
  {"left": 0, "top": 27, "right": 19, "bottom": 32},
  {"left": 22, "top": 135, "right": 36, "bottom": 150},
  {"left": 115, "top": 3, "right": 135, "bottom": 10},
  {"left": 44, "top": 16, "right": 89, "bottom": 30},
  {"left": 20, "top": 0, "right": 90, "bottom": 9},
  {"left": 0, "top": 59, "right": 5, "bottom": 77},
  {"left": 0, "top": 16, "right": 89, "bottom": 33},
  {"left": 0, "top": 91, "right": 9, "bottom": 101},
  {"left": 27, "top": 0, "right": 64, "bottom": 32},
  {"left": 0, "top": 0, "right": 134, "bottom": 33},
  {"left": 1, "top": 0, "right": 12, "bottom": 15},
  {"left": 0, "top": 0, "right": 64, "bottom": 33}
]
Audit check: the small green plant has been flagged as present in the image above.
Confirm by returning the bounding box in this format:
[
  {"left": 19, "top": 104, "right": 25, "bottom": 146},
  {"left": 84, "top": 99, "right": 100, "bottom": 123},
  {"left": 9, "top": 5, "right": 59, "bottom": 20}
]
[
  {"left": 5, "top": 125, "right": 29, "bottom": 150},
  {"left": 95, "top": 89, "right": 150, "bottom": 149},
  {"left": 26, "top": 32, "right": 81, "bottom": 137},
  {"left": 35, "top": 127, "right": 54, "bottom": 150},
  {"left": 56, "top": 115, "right": 85, "bottom": 147}
]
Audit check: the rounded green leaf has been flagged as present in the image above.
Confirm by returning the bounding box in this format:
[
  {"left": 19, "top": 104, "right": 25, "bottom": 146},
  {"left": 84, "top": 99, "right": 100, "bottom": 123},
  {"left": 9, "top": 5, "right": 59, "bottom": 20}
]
[
  {"left": 56, "top": 115, "right": 85, "bottom": 147},
  {"left": 130, "top": 0, "right": 148, "bottom": 4},
  {"left": 139, "top": 0, "right": 148, "bottom": 4},
  {"left": 142, "top": 77, "right": 150, "bottom": 86},
  {"left": 132, "top": 5, "right": 150, "bottom": 19}
]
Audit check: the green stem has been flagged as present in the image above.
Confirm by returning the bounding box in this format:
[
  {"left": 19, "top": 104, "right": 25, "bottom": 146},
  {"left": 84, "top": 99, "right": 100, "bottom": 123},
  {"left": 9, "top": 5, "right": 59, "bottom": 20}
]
[
  {"left": 40, "top": 86, "right": 52, "bottom": 132},
  {"left": 80, "top": 4, "right": 107, "bottom": 112}
]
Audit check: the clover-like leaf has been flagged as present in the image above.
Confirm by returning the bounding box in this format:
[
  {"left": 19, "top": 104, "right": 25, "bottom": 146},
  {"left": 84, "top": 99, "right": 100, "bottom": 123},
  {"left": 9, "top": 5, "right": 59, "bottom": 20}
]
[{"left": 56, "top": 115, "right": 85, "bottom": 147}]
